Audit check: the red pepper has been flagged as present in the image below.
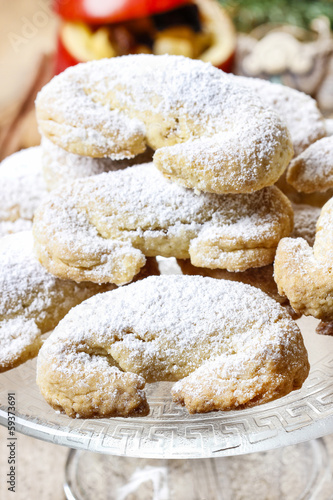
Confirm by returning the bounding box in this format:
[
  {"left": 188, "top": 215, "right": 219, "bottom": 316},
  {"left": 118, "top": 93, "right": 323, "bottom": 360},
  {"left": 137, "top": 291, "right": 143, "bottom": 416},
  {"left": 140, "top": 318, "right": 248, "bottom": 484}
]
[
  {"left": 55, "top": 35, "right": 80, "bottom": 74},
  {"left": 54, "top": 0, "right": 236, "bottom": 74},
  {"left": 55, "top": 0, "right": 190, "bottom": 24}
]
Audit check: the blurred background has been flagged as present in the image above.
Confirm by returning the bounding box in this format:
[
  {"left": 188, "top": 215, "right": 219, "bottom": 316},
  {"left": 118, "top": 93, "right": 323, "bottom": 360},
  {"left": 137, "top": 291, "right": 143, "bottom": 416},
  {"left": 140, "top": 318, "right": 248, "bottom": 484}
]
[{"left": 2, "top": 0, "right": 333, "bottom": 161}]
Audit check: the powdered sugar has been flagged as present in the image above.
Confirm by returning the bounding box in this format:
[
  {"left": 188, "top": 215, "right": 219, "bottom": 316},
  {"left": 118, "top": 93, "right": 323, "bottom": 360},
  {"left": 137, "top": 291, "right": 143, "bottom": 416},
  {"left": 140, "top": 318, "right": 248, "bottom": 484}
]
[
  {"left": 274, "top": 234, "right": 333, "bottom": 320},
  {"left": 0, "top": 147, "right": 48, "bottom": 225},
  {"left": 83, "top": 0, "right": 122, "bottom": 17},
  {"left": 233, "top": 75, "right": 325, "bottom": 156},
  {"left": 0, "top": 317, "right": 41, "bottom": 369},
  {"left": 325, "top": 119, "right": 333, "bottom": 136},
  {"left": 291, "top": 204, "right": 320, "bottom": 246},
  {"left": 39, "top": 275, "right": 306, "bottom": 390},
  {"left": 314, "top": 196, "right": 333, "bottom": 265},
  {"left": 36, "top": 55, "right": 291, "bottom": 192},
  {"left": 37, "top": 66, "right": 146, "bottom": 158},
  {"left": 33, "top": 172, "right": 147, "bottom": 283},
  {"left": 76, "top": 164, "right": 288, "bottom": 244},
  {"left": 287, "top": 136, "right": 333, "bottom": 193},
  {"left": 0, "top": 219, "right": 32, "bottom": 238}
]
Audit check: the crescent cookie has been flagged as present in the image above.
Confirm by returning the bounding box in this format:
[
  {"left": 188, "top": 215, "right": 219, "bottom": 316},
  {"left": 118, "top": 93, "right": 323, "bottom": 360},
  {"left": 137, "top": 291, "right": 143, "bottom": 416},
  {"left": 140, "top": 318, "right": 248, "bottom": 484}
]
[
  {"left": 0, "top": 231, "right": 114, "bottom": 372},
  {"left": 36, "top": 275, "right": 309, "bottom": 418},
  {"left": 0, "top": 147, "right": 47, "bottom": 237},
  {"left": 33, "top": 163, "right": 293, "bottom": 285},
  {"left": 274, "top": 197, "right": 333, "bottom": 321},
  {"left": 286, "top": 137, "right": 333, "bottom": 193},
  {"left": 179, "top": 203, "right": 320, "bottom": 318},
  {"left": 41, "top": 136, "right": 154, "bottom": 190},
  {"left": 234, "top": 76, "right": 325, "bottom": 157},
  {"left": 36, "top": 54, "right": 293, "bottom": 194},
  {"left": 0, "top": 141, "right": 152, "bottom": 237},
  {"left": 0, "top": 232, "right": 159, "bottom": 373}
]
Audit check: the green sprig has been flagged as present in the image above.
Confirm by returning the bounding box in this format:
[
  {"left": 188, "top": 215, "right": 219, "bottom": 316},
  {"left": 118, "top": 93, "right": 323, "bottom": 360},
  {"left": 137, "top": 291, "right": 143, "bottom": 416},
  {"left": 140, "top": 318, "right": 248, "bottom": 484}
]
[{"left": 218, "top": 0, "right": 333, "bottom": 32}]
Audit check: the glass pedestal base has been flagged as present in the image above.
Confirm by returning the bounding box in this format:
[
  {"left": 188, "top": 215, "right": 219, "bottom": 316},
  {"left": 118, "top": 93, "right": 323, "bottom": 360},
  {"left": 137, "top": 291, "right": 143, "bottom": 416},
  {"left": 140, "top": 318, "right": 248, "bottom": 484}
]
[{"left": 64, "top": 439, "right": 332, "bottom": 500}]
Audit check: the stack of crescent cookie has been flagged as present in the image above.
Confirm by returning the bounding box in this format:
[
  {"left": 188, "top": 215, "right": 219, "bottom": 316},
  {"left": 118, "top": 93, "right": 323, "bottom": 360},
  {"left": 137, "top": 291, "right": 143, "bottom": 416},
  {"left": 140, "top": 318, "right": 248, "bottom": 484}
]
[{"left": 4, "top": 53, "right": 333, "bottom": 419}]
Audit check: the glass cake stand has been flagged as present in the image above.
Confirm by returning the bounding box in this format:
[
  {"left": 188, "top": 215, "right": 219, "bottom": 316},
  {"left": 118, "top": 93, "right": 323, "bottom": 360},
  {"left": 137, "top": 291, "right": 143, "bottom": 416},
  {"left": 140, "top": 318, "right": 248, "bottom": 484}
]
[{"left": 1, "top": 261, "right": 333, "bottom": 498}]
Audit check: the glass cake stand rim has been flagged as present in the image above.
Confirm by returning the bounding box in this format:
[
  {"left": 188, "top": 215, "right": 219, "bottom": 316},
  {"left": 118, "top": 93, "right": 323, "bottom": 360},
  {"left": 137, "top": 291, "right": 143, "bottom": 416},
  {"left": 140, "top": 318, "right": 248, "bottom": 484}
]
[
  {"left": 1, "top": 315, "right": 333, "bottom": 459},
  {"left": 2, "top": 407, "right": 333, "bottom": 459}
]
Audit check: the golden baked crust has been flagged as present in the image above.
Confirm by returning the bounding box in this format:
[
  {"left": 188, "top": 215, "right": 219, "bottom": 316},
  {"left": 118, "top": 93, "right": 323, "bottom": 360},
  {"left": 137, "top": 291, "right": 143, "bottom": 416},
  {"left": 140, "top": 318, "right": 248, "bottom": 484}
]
[
  {"left": 36, "top": 275, "right": 309, "bottom": 418},
  {"left": 274, "top": 197, "right": 333, "bottom": 321},
  {"left": 36, "top": 55, "right": 293, "bottom": 194},
  {"left": 33, "top": 164, "right": 294, "bottom": 284},
  {"left": 0, "top": 231, "right": 159, "bottom": 372},
  {"left": 0, "top": 232, "right": 115, "bottom": 372},
  {"left": 291, "top": 203, "right": 320, "bottom": 246},
  {"left": 287, "top": 137, "right": 333, "bottom": 193}
]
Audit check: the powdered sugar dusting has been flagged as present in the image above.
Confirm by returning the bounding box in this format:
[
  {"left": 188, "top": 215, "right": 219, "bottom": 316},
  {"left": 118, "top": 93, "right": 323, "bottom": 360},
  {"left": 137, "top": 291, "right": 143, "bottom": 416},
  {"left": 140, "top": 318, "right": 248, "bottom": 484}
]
[
  {"left": 33, "top": 171, "right": 147, "bottom": 284},
  {"left": 274, "top": 235, "right": 333, "bottom": 321},
  {"left": 0, "top": 317, "right": 41, "bottom": 369},
  {"left": 314, "top": 196, "right": 333, "bottom": 265},
  {"left": 233, "top": 75, "right": 325, "bottom": 156},
  {"left": 0, "top": 219, "right": 32, "bottom": 238},
  {"left": 325, "top": 119, "right": 333, "bottom": 136},
  {"left": 0, "top": 231, "right": 60, "bottom": 367},
  {"left": 0, "top": 147, "right": 48, "bottom": 225},
  {"left": 287, "top": 136, "right": 333, "bottom": 193},
  {"left": 39, "top": 275, "right": 306, "bottom": 391},
  {"left": 36, "top": 55, "right": 291, "bottom": 192},
  {"left": 37, "top": 66, "right": 146, "bottom": 158},
  {"left": 0, "top": 231, "right": 114, "bottom": 370},
  {"left": 156, "top": 120, "right": 285, "bottom": 192},
  {"left": 33, "top": 163, "right": 292, "bottom": 282},
  {"left": 1, "top": 232, "right": 65, "bottom": 321},
  {"left": 41, "top": 136, "right": 153, "bottom": 190},
  {"left": 291, "top": 204, "right": 320, "bottom": 246}
]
